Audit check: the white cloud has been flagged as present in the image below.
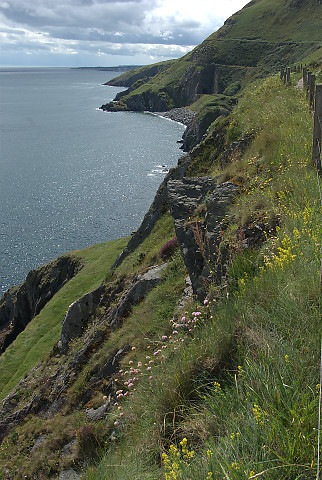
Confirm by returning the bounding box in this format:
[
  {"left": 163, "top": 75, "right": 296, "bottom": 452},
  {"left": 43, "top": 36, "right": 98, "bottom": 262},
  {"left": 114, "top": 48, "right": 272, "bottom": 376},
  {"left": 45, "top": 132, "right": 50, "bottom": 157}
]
[{"left": 0, "top": 0, "right": 250, "bottom": 66}]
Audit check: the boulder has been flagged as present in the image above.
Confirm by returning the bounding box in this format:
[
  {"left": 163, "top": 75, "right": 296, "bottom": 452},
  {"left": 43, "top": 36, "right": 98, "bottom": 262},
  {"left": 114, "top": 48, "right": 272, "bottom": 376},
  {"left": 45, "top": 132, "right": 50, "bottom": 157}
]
[{"left": 58, "top": 285, "right": 105, "bottom": 354}]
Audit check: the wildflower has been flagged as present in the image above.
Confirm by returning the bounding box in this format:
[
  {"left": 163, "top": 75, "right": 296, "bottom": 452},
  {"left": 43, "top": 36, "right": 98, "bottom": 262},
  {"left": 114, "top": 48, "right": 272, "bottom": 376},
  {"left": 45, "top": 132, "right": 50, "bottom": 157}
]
[
  {"left": 213, "top": 381, "right": 223, "bottom": 396},
  {"left": 206, "top": 449, "right": 213, "bottom": 458},
  {"left": 253, "top": 404, "right": 264, "bottom": 425},
  {"left": 285, "top": 354, "right": 289, "bottom": 363}
]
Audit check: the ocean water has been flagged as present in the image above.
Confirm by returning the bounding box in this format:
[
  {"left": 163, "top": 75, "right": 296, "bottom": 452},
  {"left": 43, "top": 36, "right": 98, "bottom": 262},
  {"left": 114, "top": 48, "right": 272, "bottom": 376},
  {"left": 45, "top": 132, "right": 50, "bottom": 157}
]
[{"left": 0, "top": 67, "right": 185, "bottom": 295}]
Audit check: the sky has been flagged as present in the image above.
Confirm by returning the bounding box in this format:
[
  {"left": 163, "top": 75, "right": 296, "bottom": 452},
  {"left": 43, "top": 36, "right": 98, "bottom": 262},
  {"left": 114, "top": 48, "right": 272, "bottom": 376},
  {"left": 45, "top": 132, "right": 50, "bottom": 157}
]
[{"left": 0, "top": 0, "right": 250, "bottom": 67}]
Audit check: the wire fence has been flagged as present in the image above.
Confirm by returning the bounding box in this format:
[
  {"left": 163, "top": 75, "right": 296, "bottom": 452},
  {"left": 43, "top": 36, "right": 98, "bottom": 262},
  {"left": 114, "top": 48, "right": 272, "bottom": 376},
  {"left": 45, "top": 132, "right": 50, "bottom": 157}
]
[{"left": 280, "top": 66, "right": 322, "bottom": 480}]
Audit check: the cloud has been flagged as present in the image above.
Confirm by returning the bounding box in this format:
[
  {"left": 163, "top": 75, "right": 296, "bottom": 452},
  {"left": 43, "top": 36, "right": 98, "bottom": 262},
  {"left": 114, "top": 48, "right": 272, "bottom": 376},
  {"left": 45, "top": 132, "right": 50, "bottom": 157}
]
[{"left": 0, "top": 0, "right": 250, "bottom": 66}]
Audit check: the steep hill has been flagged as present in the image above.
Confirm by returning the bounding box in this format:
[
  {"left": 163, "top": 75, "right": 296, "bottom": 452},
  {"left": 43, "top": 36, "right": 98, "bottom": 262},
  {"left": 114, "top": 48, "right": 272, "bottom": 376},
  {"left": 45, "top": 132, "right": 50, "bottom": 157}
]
[{"left": 101, "top": 0, "right": 321, "bottom": 114}]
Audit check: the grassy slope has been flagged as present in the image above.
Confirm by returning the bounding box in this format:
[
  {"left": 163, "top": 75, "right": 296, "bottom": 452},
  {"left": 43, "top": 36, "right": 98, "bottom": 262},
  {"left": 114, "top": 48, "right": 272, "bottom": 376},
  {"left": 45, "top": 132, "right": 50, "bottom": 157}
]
[
  {"left": 84, "top": 73, "right": 322, "bottom": 479},
  {"left": 0, "top": 238, "right": 128, "bottom": 400},
  {"left": 210, "top": 0, "right": 322, "bottom": 42}
]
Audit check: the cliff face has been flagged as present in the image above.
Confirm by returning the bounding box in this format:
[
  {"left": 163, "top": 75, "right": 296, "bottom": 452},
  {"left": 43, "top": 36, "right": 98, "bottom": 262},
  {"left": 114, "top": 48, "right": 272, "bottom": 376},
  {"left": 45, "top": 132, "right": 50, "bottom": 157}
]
[{"left": 0, "top": 256, "right": 83, "bottom": 355}]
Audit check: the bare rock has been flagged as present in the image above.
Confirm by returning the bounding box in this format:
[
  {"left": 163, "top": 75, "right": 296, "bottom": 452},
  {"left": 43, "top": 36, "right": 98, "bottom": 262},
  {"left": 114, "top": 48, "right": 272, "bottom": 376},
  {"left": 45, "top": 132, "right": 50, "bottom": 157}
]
[
  {"left": 58, "top": 285, "right": 105, "bottom": 354},
  {"left": 0, "top": 256, "right": 83, "bottom": 354},
  {"left": 59, "top": 470, "right": 81, "bottom": 480},
  {"left": 168, "top": 178, "right": 236, "bottom": 299}
]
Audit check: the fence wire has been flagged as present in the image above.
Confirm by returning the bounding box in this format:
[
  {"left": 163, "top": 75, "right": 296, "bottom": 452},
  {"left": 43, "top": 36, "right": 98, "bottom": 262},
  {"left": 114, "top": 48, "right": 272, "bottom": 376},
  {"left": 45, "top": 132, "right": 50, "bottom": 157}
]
[{"left": 315, "top": 114, "right": 322, "bottom": 480}]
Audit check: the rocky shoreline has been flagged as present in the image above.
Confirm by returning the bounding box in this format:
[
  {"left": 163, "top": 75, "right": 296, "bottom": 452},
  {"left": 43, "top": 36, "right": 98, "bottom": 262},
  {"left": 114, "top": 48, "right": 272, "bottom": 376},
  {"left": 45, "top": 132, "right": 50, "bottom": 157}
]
[{"left": 155, "top": 107, "right": 197, "bottom": 126}]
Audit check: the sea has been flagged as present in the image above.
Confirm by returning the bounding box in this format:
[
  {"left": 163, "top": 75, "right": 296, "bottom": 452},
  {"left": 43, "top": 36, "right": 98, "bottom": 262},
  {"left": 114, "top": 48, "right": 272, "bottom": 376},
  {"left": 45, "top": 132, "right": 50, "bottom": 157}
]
[{"left": 0, "top": 67, "right": 185, "bottom": 296}]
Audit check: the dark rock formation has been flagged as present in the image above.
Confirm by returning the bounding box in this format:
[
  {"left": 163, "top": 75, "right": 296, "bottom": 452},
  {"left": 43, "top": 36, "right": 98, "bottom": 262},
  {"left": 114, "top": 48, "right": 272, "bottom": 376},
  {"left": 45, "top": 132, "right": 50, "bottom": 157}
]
[
  {"left": 0, "top": 256, "right": 83, "bottom": 355},
  {"left": 218, "top": 131, "right": 255, "bottom": 168},
  {"left": 107, "top": 264, "right": 167, "bottom": 330},
  {"left": 168, "top": 178, "right": 236, "bottom": 299},
  {"left": 182, "top": 107, "right": 230, "bottom": 151},
  {"left": 89, "top": 345, "right": 131, "bottom": 385}
]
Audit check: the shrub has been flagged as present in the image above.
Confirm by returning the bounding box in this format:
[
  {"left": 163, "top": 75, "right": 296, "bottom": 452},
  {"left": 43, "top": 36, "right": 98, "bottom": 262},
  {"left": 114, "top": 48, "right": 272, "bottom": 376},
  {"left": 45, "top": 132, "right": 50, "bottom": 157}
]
[{"left": 159, "top": 237, "right": 179, "bottom": 259}]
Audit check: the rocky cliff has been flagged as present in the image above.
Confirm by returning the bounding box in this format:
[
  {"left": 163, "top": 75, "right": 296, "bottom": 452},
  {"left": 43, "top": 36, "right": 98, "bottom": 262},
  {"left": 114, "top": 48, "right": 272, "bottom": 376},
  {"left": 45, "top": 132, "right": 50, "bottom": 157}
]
[{"left": 0, "top": 256, "right": 83, "bottom": 355}]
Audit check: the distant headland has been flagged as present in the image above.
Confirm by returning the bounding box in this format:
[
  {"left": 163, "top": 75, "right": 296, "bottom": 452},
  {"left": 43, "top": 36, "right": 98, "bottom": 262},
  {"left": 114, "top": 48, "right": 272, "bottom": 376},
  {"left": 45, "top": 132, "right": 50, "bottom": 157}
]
[{"left": 71, "top": 65, "right": 142, "bottom": 72}]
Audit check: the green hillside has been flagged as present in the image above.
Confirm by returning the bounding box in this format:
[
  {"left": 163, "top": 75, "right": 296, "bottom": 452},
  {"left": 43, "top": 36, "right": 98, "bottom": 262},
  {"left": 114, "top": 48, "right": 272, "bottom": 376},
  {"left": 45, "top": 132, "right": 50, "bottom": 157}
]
[{"left": 102, "top": 0, "right": 321, "bottom": 114}]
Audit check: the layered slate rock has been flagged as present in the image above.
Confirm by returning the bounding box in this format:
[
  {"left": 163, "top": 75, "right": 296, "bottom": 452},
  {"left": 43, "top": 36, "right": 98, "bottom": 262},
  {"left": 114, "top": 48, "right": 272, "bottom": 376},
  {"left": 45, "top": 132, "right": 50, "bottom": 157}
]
[
  {"left": 168, "top": 178, "right": 236, "bottom": 299},
  {"left": 0, "top": 256, "right": 83, "bottom": 354},
  {"left": 58, "top": 285, "right": 106, "bottom": 354}
]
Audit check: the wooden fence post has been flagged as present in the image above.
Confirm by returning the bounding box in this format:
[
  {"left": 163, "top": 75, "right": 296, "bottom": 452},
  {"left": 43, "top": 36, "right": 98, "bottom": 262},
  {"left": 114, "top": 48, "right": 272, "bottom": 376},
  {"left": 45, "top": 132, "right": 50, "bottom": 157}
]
[
  {"left": 309, "top": 74, "right": 316, "bottom": 111},
  {"left": 303, "top": 67, "right": 307, "bottom": 89},
  {"left": 286, "top": 67, "right": 291, "bottom": 85},
  {"left": 312, "top": 84, "right": 322, "bottom": 172},
  {"left": 307, "top": 71, "right": 311, "bottom": 98},
  {"left": 280, "top": 67, "right": 284, "bottom": 82}
]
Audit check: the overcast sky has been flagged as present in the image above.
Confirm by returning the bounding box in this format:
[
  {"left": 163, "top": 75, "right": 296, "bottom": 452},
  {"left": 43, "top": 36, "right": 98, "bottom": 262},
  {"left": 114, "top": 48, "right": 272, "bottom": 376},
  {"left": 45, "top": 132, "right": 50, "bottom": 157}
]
[{"left": 0, "top": 0, "right": 250, "bottom": 67}]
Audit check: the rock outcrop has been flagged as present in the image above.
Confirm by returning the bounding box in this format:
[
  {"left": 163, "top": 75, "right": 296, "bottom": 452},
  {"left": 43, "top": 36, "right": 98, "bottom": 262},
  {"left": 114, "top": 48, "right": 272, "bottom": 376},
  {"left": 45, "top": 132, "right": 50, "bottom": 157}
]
[
  {"left": 58, "top": 285, "right": 106, "bottom": 354},
  {"left": 0, "top": 256, "right": 83, "bottom": 355},
  {"left": 168, "top": 178, "right": 236, "bottom": 299}
]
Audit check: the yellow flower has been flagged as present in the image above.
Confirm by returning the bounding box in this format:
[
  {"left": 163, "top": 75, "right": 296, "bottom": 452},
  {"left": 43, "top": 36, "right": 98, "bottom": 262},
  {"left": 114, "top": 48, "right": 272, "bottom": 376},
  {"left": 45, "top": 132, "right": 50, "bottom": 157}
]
[{"left": 253, "top": 404, "right": 264, "bottom": 425}]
